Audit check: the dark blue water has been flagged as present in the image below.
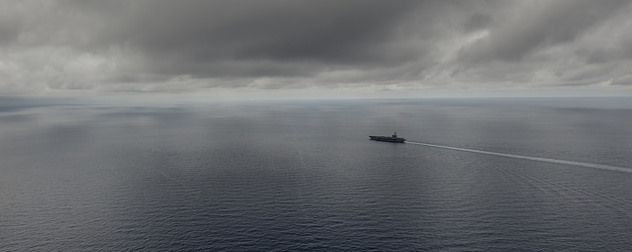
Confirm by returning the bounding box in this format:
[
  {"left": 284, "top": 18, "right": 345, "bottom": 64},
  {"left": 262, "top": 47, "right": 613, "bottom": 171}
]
[{"left": 2, "top": 97, "right": 632, "bottom": 251}]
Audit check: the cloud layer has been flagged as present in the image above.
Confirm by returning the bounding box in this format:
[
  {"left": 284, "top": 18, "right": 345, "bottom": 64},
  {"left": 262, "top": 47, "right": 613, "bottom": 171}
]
[{"left": 1, "top": 0, "right": 632, "bottom": 96}]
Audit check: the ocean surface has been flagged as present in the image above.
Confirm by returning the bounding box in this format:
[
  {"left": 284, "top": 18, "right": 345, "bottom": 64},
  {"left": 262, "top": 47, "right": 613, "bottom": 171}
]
[{"left": 1, "top": 96, "right": 632, "bottom": 251}]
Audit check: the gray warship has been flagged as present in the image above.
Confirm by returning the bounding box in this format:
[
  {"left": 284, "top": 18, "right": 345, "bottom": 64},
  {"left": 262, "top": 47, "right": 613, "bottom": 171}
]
[{"left": 369, "top": 132, "right": 406, "bottom": 143}]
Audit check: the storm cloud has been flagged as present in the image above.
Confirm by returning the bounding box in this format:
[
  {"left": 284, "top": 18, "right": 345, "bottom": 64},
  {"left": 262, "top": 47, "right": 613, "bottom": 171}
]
[{"left": 1, "top": 0, "right": 632, "bottom": 96}]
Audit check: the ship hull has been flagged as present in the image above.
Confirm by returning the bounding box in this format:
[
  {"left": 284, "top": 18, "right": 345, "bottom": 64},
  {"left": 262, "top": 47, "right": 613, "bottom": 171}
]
[{"left": 369, "top": 136, "right": 406, "bottom": 143}]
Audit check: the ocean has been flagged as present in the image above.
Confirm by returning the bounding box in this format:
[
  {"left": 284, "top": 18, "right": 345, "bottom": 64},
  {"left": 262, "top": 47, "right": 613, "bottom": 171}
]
[{"left": 1, "top": 96, "right": 632, "bottom": 251}]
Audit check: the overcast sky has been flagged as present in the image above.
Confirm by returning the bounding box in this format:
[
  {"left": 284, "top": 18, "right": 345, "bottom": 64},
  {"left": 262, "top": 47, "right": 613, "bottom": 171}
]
[{"left": 1, "top": 0, "right": 632, "bottom": 98}]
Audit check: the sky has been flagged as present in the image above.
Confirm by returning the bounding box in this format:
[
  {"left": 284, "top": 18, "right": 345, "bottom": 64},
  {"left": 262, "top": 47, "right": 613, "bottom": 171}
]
[{"left": 1, "top": 0, "right": 632, "bottom": 99}]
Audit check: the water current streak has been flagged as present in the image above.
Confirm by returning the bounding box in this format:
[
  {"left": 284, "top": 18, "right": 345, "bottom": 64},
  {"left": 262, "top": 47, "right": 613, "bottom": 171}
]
[{"left": 406, "top": 141, "right": 632, "bottom": 174}]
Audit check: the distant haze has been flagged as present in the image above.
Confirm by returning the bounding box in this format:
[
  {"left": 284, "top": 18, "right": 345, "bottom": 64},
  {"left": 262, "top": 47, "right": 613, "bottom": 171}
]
[{"left": 1, "top": 0, "right": 632, "bottom": 98}]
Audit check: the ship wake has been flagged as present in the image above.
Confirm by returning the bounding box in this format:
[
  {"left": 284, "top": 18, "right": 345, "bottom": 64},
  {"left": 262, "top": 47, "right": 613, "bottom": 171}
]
[{"left": 406, "top": 141, "right": 632, "bottom": 174}]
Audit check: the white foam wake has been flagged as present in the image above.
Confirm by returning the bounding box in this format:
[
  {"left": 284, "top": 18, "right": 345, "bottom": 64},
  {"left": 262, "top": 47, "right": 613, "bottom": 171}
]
[{"left": 406, "top": 141, "right": 632, "bottom": 174}]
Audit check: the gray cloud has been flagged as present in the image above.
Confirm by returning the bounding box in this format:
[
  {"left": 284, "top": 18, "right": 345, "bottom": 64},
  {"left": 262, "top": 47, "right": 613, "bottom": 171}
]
[
  {"left": 458, "top": 0, "right": 630, "bottom": 63},
  {"left": 1, "top": 0, "right": 632, "bottom": 96},
  {"left": 61, "top": 1, "right": 421, "bottom": 77}
]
